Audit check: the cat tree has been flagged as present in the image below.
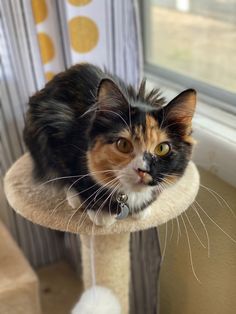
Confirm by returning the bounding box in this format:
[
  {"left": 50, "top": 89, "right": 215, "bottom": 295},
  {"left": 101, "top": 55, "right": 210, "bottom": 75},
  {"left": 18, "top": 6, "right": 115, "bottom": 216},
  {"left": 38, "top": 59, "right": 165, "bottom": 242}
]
[{"left": 4, "top": 153, "right": 199, "bottom": 314}]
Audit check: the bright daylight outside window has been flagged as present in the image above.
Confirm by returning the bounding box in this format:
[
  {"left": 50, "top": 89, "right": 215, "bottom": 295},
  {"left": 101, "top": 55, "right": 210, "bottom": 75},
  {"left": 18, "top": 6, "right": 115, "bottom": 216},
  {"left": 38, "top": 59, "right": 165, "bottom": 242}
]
[{"left": 142, "top": 0, "right": 236, "bottom": 106}]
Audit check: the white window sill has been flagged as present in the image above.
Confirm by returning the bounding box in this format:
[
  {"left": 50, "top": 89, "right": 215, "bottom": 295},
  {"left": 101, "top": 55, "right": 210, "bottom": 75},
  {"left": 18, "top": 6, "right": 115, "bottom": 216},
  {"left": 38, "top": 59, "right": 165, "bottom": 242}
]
[{"left": 145, "top": 73, "right": 236, "bottom": 187}]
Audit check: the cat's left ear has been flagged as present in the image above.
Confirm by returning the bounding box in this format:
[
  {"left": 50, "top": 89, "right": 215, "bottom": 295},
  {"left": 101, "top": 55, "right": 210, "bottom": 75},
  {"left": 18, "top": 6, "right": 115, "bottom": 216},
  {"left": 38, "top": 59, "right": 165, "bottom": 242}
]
[
  {"left": 163, "top": 89, "right": 196, "bottom": 125},
  {"left": 96, "top": 78, "right": 128, "bottom": 110}
]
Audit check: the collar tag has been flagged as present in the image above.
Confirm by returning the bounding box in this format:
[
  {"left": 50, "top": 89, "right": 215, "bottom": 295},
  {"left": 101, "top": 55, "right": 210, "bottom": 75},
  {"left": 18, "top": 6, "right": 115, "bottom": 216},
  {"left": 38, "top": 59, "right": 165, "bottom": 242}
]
[{"left": 116, "top": 193, "right": 130, "bottom": 220}]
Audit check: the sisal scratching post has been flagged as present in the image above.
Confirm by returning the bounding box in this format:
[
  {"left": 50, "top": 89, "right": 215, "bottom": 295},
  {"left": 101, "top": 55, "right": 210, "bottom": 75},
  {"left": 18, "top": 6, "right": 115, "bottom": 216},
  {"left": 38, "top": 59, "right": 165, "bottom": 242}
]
[
  {"left": 4, "top": 153, "right": 200, "bottom": 314},
  {"left": 80, "top": 234, "right": 130, "bottom": 313}
]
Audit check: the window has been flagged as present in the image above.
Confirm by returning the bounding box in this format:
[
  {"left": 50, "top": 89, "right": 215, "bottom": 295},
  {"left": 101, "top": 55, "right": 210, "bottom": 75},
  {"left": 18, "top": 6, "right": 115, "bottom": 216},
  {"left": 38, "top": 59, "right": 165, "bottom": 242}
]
[{"left": 141, "top": 0, "right": 236, "bottom": 112}]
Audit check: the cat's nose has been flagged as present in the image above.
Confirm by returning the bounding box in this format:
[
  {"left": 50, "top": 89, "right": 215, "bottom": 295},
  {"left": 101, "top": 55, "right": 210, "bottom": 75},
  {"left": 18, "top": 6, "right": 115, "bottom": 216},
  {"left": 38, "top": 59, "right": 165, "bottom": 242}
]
[
  {"left": 136, "top": 168, "right": 152, "bottom": 184},
  {"left": 137, "top": 168, "right": 148, "bottom": 179}
]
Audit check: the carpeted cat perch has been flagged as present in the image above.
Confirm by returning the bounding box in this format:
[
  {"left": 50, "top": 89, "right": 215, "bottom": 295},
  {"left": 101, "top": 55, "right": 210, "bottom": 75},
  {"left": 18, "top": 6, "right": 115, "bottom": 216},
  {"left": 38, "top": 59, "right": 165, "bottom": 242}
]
[{"left": 4, "top": 153, "right": 199, "bottom": 314}]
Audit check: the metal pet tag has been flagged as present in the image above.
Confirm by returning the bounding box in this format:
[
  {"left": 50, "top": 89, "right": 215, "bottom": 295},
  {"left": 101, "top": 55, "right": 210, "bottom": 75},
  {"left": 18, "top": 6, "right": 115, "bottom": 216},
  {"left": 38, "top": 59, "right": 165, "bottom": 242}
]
[
  {"left": 116, "top": 203, "right": 130, "bottom": 220},
  {"left": 115, "top": 193, "right": 130, "bottom": 220}
]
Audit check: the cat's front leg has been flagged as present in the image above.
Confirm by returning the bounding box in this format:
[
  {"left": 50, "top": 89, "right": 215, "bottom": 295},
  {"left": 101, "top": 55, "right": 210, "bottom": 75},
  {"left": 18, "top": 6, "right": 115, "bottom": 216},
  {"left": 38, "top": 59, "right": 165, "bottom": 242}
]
[
  {"left": 87, "top": 210, "right": 116, "bottom": 227},
  {"left": 66, "top": 188, "right": 81, "bottom": 209}
]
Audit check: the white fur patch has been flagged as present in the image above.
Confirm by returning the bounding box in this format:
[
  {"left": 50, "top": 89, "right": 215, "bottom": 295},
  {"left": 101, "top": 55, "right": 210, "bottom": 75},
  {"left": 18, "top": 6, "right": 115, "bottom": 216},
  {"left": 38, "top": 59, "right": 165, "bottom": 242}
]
[
  {"left": 125, "top": 187, "right": 156, "bottom": 213},
  {"left": 66, "top": 188, "right": 81, "bottom": 209},
  {"left": 71, "top": 286, "right": 121, "bottom": 314},
  {"left": 118, "top": 154, "right": 157, "bottom": 212}
]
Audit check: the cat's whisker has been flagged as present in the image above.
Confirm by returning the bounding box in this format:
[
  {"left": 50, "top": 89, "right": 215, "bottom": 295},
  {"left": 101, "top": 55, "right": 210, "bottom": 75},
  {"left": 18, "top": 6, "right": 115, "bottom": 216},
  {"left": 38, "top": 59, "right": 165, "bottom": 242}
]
[
  {"left": 158, "top": 182, "right": 168, "bottom": 193},
  {"left": 77, "top": 183, "right": 118, "bottom": 230},
  {"left": 160, "top": 180, "right": 200, "bottom": 282},
  {"left": 96, "top": 109, "right": 131, "bottom": 133},
  {"left": 160, "top": 173, "right": 180, "bottom": 177},
  {"left": 49, "top": 180, "right": 102, "bottom": 218},
  {"left": 92, "top": 182, "right": 119, "bottom": 212},
  {"left": 90, "top": 187, "right": 117, "bottom": 234},
  {"left": 93, "top": 177, "right": 120, "bottom": 202},
  {"left": 76, "top": 208, "right": 88, "bottom": 232},
  {"left": 108, "top": 184, "right": 121, "bottom": 218},
  {"left": 40, "top": 175, "right": 87, "bottom": 186},
  {"left": 88, "top": 184, "right": 116, "bottom": 212},
  {"left": 170, "top": 219, "right": 174, "bottom": 242},
  {"left": 195, "top": 200, "right": 236, "bottom": 244},
  {"left": 50, "top": 172, "right": 121, "bottom": 217},
  {"left": 199, "top": 184, "right": 235, "bottom": 218},
  {"left": 160, "top": 183, "right": 211, "bottom": 255},
  {"left": 175, "top": 216, "right": 181, "bottom": 244},
  {"left": 93, "top": 183, "right": 120, "bottom": 226},
  {"left": 161, "top": 222, "right": 168, "bottom": 264},
  {"left": 79, "top": 105, "right": 96, "bottom": 118},
  {"left": 159, "top": 178, "right": 171, "bottom": 187},
  {"left": 40, "top": 169, "right": 121, "bottom": 186},
  {"left": 81, "top": 106, "right": 132, "bottom": 133},
  {"left": 66, "top": 172, "right": 117, "bottom": 196},
  {"left": 74, "top": 177, "right": 123, "bottom": 231},
  {"left": 161, "top": 177, "right": 176, "bottom": 186},
  {"left": 65, "top": 177, "right": 121, "bottom": 231},
  {"left": 191, "top": 203, "right": 210, "bottom": 257},
  {"left": 128, "top": 103, "right": 132, "bottom": 129},
  {"left": 89, "top": 88, "right": 96, "bottom": 100},
  {"left": 160, "top": 180, "right": 235, "bottom": 257},
  {"left": 159, "top": 108, "right": 166, "bottom": 129},
  {"left": 180, "top": 214, "right": 201, "bottom": 283},
  {"left": 184, "top": 212, "right": 206, "bottom": 249}
]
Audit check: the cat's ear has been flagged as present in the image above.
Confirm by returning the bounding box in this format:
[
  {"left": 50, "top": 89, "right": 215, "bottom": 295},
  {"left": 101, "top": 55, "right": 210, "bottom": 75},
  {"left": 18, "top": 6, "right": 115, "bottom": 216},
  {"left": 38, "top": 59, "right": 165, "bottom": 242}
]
[
  {"left": 96, "top": 78, "right": 128, "bottom": 110},
  {"left": 163, "top": 89, "right": 196, "bottom": 125}
]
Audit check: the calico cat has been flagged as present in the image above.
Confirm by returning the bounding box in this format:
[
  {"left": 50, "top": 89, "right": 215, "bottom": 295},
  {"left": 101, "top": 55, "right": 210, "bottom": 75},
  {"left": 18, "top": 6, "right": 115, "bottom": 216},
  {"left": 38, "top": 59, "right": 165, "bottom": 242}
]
[{"left": 24, "top": 63, "right": 196, "bottom": 226}]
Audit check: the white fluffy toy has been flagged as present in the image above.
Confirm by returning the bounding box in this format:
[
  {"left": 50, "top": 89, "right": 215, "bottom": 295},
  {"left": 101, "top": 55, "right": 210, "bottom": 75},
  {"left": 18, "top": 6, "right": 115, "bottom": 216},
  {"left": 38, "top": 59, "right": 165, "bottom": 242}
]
[{"left": 71, "top": 285, "right": 121, "bottom": 314}]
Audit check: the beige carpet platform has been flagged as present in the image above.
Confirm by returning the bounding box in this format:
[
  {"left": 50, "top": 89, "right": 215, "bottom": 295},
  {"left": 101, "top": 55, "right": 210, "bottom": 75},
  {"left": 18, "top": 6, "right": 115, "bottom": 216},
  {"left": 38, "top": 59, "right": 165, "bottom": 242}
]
[
  {"left": 0, "top": 220, "right": 41, "bottom": 314},
  {"left": 4, "top": 153, "right": 200, "bottom": 314}
]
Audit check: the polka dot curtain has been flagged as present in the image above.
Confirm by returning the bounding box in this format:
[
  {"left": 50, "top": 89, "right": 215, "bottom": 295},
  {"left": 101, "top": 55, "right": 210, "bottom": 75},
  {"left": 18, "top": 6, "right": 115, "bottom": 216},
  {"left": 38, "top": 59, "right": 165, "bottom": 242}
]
[
  {"left": 65, "top": 0, "right": 110, "bottom": 66},
  {"left": 31, "top": 0, "right": 141, "bottom": 85},
  {"left": 32, "top": 0, "right": 65, "bottom": 81}
]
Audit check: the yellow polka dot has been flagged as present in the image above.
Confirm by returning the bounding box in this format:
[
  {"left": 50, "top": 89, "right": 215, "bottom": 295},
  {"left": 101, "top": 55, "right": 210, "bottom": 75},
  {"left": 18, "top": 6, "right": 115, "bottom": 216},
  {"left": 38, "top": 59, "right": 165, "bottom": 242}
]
[
  {"left": 31, "top": 0, "right": 48, "bottom": 24},
  {"left": 69, "top": 16, "right": 99, "bottom": 53},
  {"left": 45, "top": 71, "right": 55, "bottom": 82},
  {"left": 68, "top": 0, "right": 92, "bottom": 6},
  {"left": 37, "top": 33, "right": 55, "bottom": 64}
]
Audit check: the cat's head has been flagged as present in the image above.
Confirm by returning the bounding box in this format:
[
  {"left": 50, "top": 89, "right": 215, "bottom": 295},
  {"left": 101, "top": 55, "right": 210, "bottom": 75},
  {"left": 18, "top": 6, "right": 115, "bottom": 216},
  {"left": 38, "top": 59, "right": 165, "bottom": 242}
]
[{"left": 87, "top": 79, "right": 196, "bottom": 193}]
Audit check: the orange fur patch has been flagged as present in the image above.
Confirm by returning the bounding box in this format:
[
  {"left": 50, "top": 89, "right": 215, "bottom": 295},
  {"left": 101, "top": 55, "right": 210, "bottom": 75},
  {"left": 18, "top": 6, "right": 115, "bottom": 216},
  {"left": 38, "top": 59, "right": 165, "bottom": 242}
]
[
  {"left": 134, "top": 115, "right": 169, "bottom": 153},
  {"left": 87, "top": 114, "right": 180, "bottom": 186},
  {"left": 87, "top": 137, "right": 133, "bottom": 186}
]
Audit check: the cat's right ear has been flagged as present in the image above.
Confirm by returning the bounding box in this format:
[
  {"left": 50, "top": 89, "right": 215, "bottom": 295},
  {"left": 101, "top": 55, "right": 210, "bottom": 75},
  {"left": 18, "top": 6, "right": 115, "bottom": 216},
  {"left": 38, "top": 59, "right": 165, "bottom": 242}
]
[{"left": 96, "top": 78, "right": 128, "bottom": 110}]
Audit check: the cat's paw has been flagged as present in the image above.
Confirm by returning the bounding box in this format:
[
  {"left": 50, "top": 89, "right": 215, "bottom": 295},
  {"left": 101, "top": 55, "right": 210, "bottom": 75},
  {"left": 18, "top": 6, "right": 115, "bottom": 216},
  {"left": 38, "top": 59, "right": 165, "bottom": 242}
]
[
  {"left": 87, "top": 210, "right": 116, "bottom": 227},
  {"left": 66, "top": 188, "right": 81, "bottom": 209},
  {"left": 132, "top": 206, "right": 151, "bottom": 220}
]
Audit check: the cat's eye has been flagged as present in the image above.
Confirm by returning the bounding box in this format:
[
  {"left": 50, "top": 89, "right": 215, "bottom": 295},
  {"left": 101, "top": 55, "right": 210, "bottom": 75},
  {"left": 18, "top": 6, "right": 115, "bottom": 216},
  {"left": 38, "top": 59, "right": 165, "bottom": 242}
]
[
  {"left": 155, "top": 142, "right": 171, "bottom": 157},
  {"left": 116, "top": 138, "right": 133, "bottom": 154}
]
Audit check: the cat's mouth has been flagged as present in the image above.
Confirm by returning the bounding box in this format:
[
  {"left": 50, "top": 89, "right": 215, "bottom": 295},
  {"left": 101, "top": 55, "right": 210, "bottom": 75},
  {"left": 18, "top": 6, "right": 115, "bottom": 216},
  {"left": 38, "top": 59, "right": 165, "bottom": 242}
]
[
  {"left": 134, "top": 168, "right": 153, "bottom": 185},
  {"left": 117, "top": 167, "right": 156, "bottom": 192}
]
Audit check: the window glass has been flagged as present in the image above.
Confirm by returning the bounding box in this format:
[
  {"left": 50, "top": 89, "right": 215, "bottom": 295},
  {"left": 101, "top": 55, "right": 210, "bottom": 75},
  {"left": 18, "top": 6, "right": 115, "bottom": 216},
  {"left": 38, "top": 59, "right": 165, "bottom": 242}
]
[{"left": 144, "top": 0, "right": 236, "bottom": 93}]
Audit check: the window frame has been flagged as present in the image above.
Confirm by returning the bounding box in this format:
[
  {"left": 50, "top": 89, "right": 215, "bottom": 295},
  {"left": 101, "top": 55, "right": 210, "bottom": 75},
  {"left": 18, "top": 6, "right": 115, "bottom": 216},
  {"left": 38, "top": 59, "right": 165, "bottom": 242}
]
[{"left": 139, "top": 0, "right": 236, "bottom": 114}]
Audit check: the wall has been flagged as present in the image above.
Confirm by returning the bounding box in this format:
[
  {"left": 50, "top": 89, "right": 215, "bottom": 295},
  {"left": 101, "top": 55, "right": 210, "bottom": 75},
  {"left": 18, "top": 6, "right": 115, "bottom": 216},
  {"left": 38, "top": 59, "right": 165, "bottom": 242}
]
[{"left": 159, "top": 168, "right": 236, "bottom": 314}]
